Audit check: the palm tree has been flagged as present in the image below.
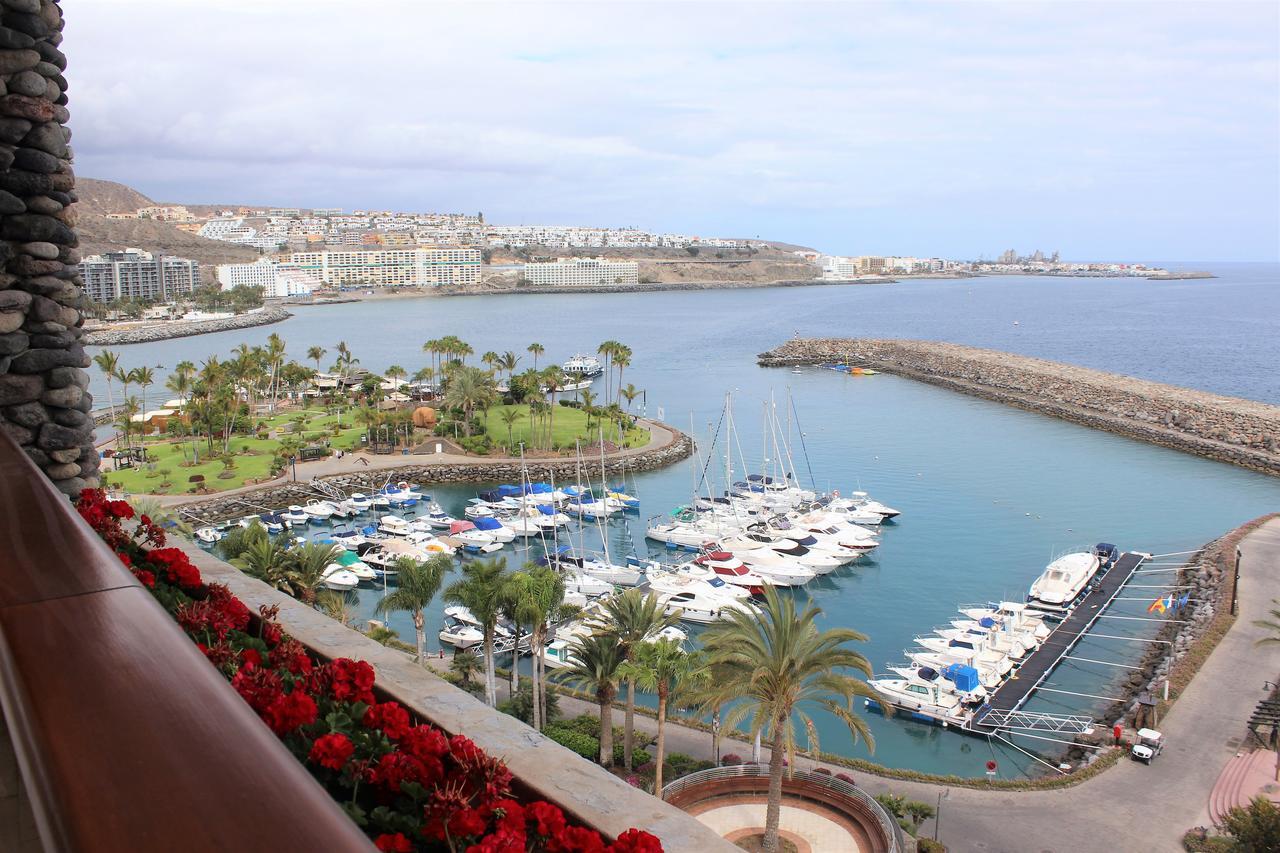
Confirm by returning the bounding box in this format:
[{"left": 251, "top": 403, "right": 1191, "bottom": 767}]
[
  {"left": 307, "top": 345, "right": 327, "bottom": 373},
  {"left": 597, "top": 341, "right": 615, "bottom": 402},
  {"left": 619, "top": 640, "right": 705, "bottom": 792},
  {"left": 586, "top": 588, "right": 681, "bottom": 769},
  {"left": 612, "top": 345, "right": 632, "bottom": 406},
  {"left": 133, "top": 365, "right": 157, "bottom": 443},
  {"left": 444, "top": 366, "right": 498, "bottom": 437},
  {"left": 375, "top": 554, "right": 451, "bottom": 664},
  {"left": 1254, "top": 599, "right": 1280, "bottom": 646},
  {"left": 541, "top": 367, "right": 566, "bottom": 451},
  {"left": 450, "top": 648, "right": 483, "bottom": 690},
  {"left": 287, "top": 541, "right": 342, "bottom": 605},
  {"left": 693, "top": 587, "right": 880, "bottom": 853},
  {"left": 501, "top": 565, "right": 565, "bottom": 731},
  {"left": 480, "top": 351, "right": 500, "bottom": 375},
  {"left": 620, "top": 383, "right": 641, "bottom": 415},
  {"left": 385, "top": 364, "right": 407, "bottom": 390},
  {"left": 499, "top": 351, "right": 520, "bottom": 385},
  {"left": 553, "top": 634, "right": 624, "bottom": 766},
  {"left": 499, "top": 407, "right": 522, "bottom": 451},
  {"left": 527, "top": 342, "right": 544, "bottom": 371},
  {"left": 230, "top": 534, "right": 294, "bottom": 592},
  {"left": 443, "top": 558, "right": 507, "bottom": 706},
  {"left": 93, "top": 349, "right": 120, "bottom": 422},
  {"left": 116, "top": 397, "right": 140, "bottom": 450}
]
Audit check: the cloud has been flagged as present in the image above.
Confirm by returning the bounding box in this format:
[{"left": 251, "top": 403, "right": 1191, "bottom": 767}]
[{"left": 61, "top": 0, "right": 1279, "bottom": 260}]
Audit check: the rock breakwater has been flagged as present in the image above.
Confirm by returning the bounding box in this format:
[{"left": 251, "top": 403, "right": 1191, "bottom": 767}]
[
  {"left": 86, "top": 305, "right": 291, "bottom": 346},
  {"left": 171, "top": 429, "right": 693, "bottom": 524},
  {"left": 759, "top": 338, "right": 1280, "bottom": 476}
]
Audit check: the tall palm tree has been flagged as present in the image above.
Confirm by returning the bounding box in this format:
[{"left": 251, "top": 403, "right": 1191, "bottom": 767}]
[
  {"left": 619, "top": 640, "right": 706, "bottom": 792},
  {"left": 375, "top": 554, "right": 451, "bottom": 663},
  {"left": 501, "top": 565, "right": 565, "bottom": 731},
  {"left": 480, "top": 351, "right": 500, "bottom": 375},
  {"left": 552, "top": 633, "right": 624, "bottom": 766},
  {"left": 541, "top": 367, "right": 566, "bottom": 451},
  {"left": 443, "top": 558, "right": 507, "bottom": 706},
  {"left": 385, "top": 364, "right": 407, "bottom": 390},
  {"left": 587, "top": 588, "right": 681, "bottom": 769},
  {"left": 500, "top": 351, "right": 520, "bottom": 385},
  {"left": 620, "top": 383, "right": 641, "bottom": 415},
  {"left": 264, "top": 333, "right": 286, "bottom": 413},
  {"left": 307, "top": 345, "right": 327, "bottom": 373},
  {"left": 693, "top": 587, "right": 880, "bottom": 853},
  {"left": 597, "top": 341, "right": 615, "bottom": 402},
  {"left": 444, "top": 366, "right": 498, "bottom": 436},
  {"left": 93, "top": 349, "right": 120, "bottom": 422},
  {"left": 612, "top": 345, "right": 632, "bottom": 406},
  {"left": 499, "top": 407, "right": 522, "bottom": 451},
  {"left": 527, "top": 342, "right": 544, "bottom": 372},
  {"left": 133, "top": 365, "right": 157, "bottom": 443}
]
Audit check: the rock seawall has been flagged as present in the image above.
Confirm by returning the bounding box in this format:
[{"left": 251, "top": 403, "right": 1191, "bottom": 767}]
[
  {"left": 172, "top": 429, "right": 694, "bottom": 524},
  {"left": 85, "top": 305, "right": 291, "bottom": 346},
  {"left": 759, "top": 338, "right": 1280, "bottom": 476}
]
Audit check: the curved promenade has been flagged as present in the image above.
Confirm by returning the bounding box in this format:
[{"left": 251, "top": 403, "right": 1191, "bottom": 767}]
[
  {"left": 163, "top": 418, "right": 692, "bottom": 522},
  {"left": 759, "top": 338, "right": 1280, "bottom": 476}
]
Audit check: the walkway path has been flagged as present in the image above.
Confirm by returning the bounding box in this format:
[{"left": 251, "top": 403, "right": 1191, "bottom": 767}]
[
  {"left": 151, "top": 419, "right": 678, "bottom": 507},
  {"left": 439, "top": 520, "right": 1280, "bottom": 852}
]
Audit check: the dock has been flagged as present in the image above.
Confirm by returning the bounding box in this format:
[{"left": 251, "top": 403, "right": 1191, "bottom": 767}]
[{"left": 970, "top": 551, "right": 1147, "bottom": 733}]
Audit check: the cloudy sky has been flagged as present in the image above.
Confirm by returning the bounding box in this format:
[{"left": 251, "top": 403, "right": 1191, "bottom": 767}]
[{"left": 65, "top": 1, "right": 1278, "bottom": 261}]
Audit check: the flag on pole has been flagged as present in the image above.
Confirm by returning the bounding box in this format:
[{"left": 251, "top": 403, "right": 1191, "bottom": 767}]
[
  {"left": 1147, "top": 596, "right": 1167, "bottom": 614},
  {"left": 1175, "top": 592, "right": 1191, "bottom": 612}
]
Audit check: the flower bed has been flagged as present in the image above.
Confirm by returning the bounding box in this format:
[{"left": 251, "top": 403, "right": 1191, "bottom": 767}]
[{"left": 76, "top": 489, "right": 661, "bottom": 853}]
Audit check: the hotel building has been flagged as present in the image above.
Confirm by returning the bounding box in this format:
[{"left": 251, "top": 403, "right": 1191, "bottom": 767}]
[
  {"left": 284, "top": 248, "right": 481, "bottom": 287},
  {"left": 216, "top": 259, "right": 318, "bottom": 299},
  {"left": 79, "top": 249, "right": 201, "bottom": 303},
  {"left": 522, "top": 257, "right": 640, "bottom": 287}
]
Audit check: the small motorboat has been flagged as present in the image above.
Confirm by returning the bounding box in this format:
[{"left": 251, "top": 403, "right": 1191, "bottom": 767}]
[
  {"left": 303, "top": 500, "right": 335, "bottom": 522},
  {"left": 378, "top": 515, "right": 412, "bottom": 537},
  {"left": 472, "top": 515, "right": 516, "bottom": 543},
  {"left": 348, "top": 493, "right": 373, "bottom": 512},
  {"left": 420, "top": 502, "right": 457, "bottom": 529},
  {"left": 195, "top": 526, "right": 223, "bottom": 545},
  {"left": 328, "top": 549, "right": 376, "bottom": 582},
  {"left": 1027, "top": 551, "right": 1102, "bottom": 614},
  {"left": 282, "top": 506, "right": 310, "bottom": 526},
  {"left": 320, "top": 564, "right": 360, "bottom": 591}
]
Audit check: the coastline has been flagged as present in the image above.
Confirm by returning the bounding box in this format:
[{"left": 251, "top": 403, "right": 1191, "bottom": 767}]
[
  {"left": 759, "top": 338, "right": 1280, "bottom": 476},
  {"left": 85, "top": 305, "right": 292, "bottom": 346}
]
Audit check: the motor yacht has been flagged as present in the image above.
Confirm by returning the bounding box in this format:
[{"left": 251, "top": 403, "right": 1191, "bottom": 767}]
[
  {"left": 378, "top": 515, "right": 412, "bottom": 537},
  {"left": 320, "top": 564, "right": 360, "bottom": 591},
  {"left": 1027, "top": 551, "right": 1102, "bottom": 614},
  {"left": 420, "top": 502, "right": 457, "bottom": 529},
  {"left": 841, "top": 490, "right": 901, "bottom": 520},
  {"left": 690, "top": 552, "right": 768, "bottom": 595},
  {"left": 472, "top": 516, "right": 516, "bottom": 543},
  {"left": 936, "top": 626, "right": 1029, "bottom": 661},
  {"left": 888, "top": 663, "right": 987, "bottom": 703},
  {"left": 866, "top": 677, "right": 968, "bottom": 724},
  {"left": 958, "top": 602, "right": 1053, "bottom": 641},
  {"left": 714, "top": 536, "right": 815, "bottom": 586},
  {"left": 348, "top": 493, "right": 373, "bottom": 512},
  {"left": 950, "top": 619, "right": 1039, "bottom": 657},
  {"left": 655, "top": 589, "right": 757, "bottom": 624},
  {"left": 303, "top": 500, "right": 335, "bottom": 522},
  {"left": 195, "top": 526, "right": 223, "bottom": 545},
  {"left": 439, "top": 612, "right": 485, "bottom": 649},
  {"left": 327, "top": 550, "right": 376, "bottom": 582},
  {"left": 281, "top": 506, "right": 310, "bottom": 527},
  {"left": 915, "top": 634, "right": 1014, "bottom": 676},
  {"left": 907, "top": 649, "right": 1004, "bottom": 689}
]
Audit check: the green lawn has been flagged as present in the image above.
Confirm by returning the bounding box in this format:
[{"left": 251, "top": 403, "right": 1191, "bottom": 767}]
[
  {"left": 105, "top": 407, "right": 368, "bottom": 496},
  {"left": 479, "top": 404, "right": 647, "bottom": 452}
]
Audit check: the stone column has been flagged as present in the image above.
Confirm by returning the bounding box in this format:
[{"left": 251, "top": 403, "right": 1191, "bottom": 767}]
[{"left": 0, "top": 0, "right": 96, "bottom": 495}]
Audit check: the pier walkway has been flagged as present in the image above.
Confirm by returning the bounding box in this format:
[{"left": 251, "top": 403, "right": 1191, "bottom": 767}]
[{"left": 971, "top": 551, "right": 1147, "bottom": 733}]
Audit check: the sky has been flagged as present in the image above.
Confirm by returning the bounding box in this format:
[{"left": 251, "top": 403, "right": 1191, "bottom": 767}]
[{"left": 64, "top": 1, "right": 1280, "bottom": 262}]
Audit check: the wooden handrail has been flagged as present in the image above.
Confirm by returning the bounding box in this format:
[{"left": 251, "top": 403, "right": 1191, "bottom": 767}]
[{"left": 0, "top": 433, "right": 372, "bottom": 852}]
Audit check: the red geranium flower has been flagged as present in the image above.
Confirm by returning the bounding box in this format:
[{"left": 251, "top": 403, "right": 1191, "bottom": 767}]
[
  {"left": 269, "top": 639, "right": 314, "bottom": 676},
  {"left": 324, "top": 658, "right": 376, "bottom": 705},
  {"left": 400, "top": 725, "right": 450, "bottom": 762},
  {"left": 548, "top": 825, "right": 607, "bottom": 853},
  {"left": 447, "top": 806, "right": 488, "bottom": 839},
  {"left": 607, "top": 829, "right": 663, "bottom": 853},
  {"left": 364, "top": 701, "right": 412, "bottom": 741},
  {"left": 231, "top": 666, "right": 284, "bottom": 714},
  {"left": 375, "top": 834, "right": 414, "bottom": 853},
  {"left": 309, "top": 732, "right": 355, "bottom": 771},
  {"left": 240, "top": 648, "right": 262, "bottom": 670},
  {"left": 527, "top": 801, "right": 567, "bottom": 838},
  {"left": 263, "top": 689, "right": 317, "bottom": 736}
]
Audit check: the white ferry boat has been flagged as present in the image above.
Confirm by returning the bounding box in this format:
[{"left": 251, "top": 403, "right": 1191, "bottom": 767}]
[{"left": 562, "top": 353, "right": 604, "bottom": 378}]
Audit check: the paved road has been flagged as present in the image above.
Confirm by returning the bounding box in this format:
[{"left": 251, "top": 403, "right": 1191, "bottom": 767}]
[{"left": 451, "top": 520, "right": 1280, "bottom": 853}]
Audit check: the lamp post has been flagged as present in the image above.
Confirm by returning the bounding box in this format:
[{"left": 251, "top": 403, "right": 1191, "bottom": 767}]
[{"left": 934, "top": 788, "right": 949, "bottom": 842}]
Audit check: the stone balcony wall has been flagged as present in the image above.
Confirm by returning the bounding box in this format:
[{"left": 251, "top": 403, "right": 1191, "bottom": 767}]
[{"left": 0, "top": 0, "right": 96, "bottom": 495}]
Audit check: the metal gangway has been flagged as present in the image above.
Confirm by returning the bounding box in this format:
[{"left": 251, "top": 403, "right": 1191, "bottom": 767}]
[{"left": 974, "top": 708, "right": 1096, "bottom": 735}]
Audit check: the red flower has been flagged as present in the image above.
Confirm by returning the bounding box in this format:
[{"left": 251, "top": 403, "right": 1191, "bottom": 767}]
[
  {"left": 369, "top": 751, "right": 439, "bottom": 793},
  {"left": 231, "top": 666, "right": 284, "bottom": 714},
  {"left": 146, "top": 547, "right": 202, "bottom": 591},
  {"left": 309, "top": 732, "right": 355, "bottom": 771},
  {"left": 263, "top": 689, "right": 317, "bottom": 736},
  {"left": 607, "top": 829, "right": 663, "bottom": 853},
  {"left": 548, "top": 825, "right": 607, "bottom": 853},
  {"left": 527, "top": 801, "right": 567, "bottom": 838},
  {"left": 269, "top": 639, "right": 314, "bottom": 676},
  {"left": 363, "top": 701, "right": 412, "bottom": 741},
  {"left": 240, "top": 648, "right": 262, "bottom": 669},
  {"left": 132, "top": 568, "right": 156, "bottom": 589},
  {"left": 400, "top": 725, "right": 450, "bottom": 762},
  {"left": 466, "top": 828, "right": 526, "bottom": 853},
  {"left": 324, "top": 658, "right": 376, "bottom": 705},
  {"left": 375, "top": 834, "right": 414, "bottom": 853},
  {"left": 447, "top": 806, "right": 488, "bottom": 839}
]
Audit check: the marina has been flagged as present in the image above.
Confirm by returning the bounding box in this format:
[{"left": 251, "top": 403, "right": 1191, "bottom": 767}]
[{"left": 100, "top": 268, "right": 1280, "bottom": 779}]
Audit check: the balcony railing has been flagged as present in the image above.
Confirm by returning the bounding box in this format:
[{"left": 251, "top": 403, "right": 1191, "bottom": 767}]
[
  {"left": 662, "top": 765, "right": 906, "bottom": 853},
  {"left": 0, "top": 432, "right": 373, "bottom": 851}
]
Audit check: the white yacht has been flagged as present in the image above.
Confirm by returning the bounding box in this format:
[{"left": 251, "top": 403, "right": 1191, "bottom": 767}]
[
  {"left": 888, "top": 663, "right": 987, "bottom": 703},
  {"left": 472, "top": 516, "right": 516, "bottom": 543},
  {"left": 439, "top": 611, "right": 484, "bottom": 649},
  {"left": 936, "top": 626, "right": 1028, "bottom": 661},
  {"left": 1027, "top": 552, "right": 1102, "bottom": 614},
  {"left": 915, "top": 634, "right": 1014, "bottom": 676},
  {"left": 195, "top": 526, "right": 223, "bottom": 545},
  {"left": 282, "top": 506, "right": 310, "bottom": 526},
  {"left": 326, "top": 551, "right": 376, "bottom": 582},
  {"left": 348, "top": 493, "right": 373, "bottom": 512},
  {"left": 303, "top": 500, "right": 335, "bottom": 522},
  {"left": 320, "top": 564, "right": 360, "bottom": 591},
  {"left": 689, "top": 552, "right": 768, "bottom": 595},
  {"left": 420, "top": 502, "right": 458, "bottom": 529},
  {"left": 867, "top": 677, "right": 968, "bottom": 725},
  {"left": 378, "top": 515, "right": 412, "bottom": 537},
  {"left": 715, "top": 536, "right": 815, "bottom": 586},
  {"left": 843, "top": 491, "right": 901, "bottom": 520},
  {"left": 949, "top": 619, "right": 1038, "bottom": 657},
  {"left": 959, "top": 602, "right": 1052, "bottom": 641},
  {"left": 655, "top": 589, "right": 756, "bottom": 624},
  {"left": 646, "top": 568, "right": 751, "bottom": 602},
  {"left": 907, "top": 649, "right": 1004, "bottom": 689}
]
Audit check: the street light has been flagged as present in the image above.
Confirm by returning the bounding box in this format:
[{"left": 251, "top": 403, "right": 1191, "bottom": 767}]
[{"left": 934, "top": 788, "right": 949, "bottom": 842}]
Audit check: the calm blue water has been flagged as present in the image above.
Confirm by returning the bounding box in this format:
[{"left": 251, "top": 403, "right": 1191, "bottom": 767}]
[{"left": 98, "top": 262, "right": 1280, "bottom": 778}]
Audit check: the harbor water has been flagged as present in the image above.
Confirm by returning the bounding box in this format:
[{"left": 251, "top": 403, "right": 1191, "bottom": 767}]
[{"left": 93, "top": 262, "right": 1280, "bottom": 778}]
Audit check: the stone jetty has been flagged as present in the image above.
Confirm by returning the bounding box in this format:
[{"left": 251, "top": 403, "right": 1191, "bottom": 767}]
[
  {"left": 759, "top": 338, "right": 1280, "bottom": 476},
  {"left": 171, "top": 427, "right": 694, "bottom": 525},
  {"left": 0, "top": 1, "right": 99, "bottom": 495},
  {"left": 85, "top": 305, "right": 292, "bottom": 346}
]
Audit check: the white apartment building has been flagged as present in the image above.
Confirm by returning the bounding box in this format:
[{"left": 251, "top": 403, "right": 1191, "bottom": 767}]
[
  {"left": 79, "top": 249, "right": 200, "bottom": 303},
  {"left": 284, "top": 248, "right": 481, "bottom": 288},
  {"left": 522, "top": 258, "right": 640, "bottom": 287},
  {"left": 216, "top": 259, "right": 319, "bottom": 299},
  {"left": 820, "top": 257, "right": 860, "bottom": 280}
]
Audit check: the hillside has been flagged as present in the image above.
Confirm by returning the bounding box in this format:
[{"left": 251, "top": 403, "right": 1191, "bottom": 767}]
[
  {"left": 74, "top": 177, "right": 157, "bottom": 216},
  {"left": 76, "top": 214, "right": 261, "bottom": 274}
]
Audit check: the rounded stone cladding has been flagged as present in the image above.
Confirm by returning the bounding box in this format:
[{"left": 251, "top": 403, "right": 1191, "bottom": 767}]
[
  {"left": 663, "top": 765, "right": 905, "bottom": 853},
  {"left": 0, "top": 1, "right": 97, "bottom": 495}
]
